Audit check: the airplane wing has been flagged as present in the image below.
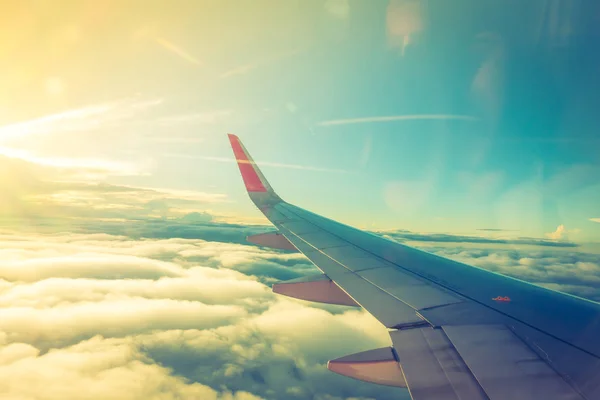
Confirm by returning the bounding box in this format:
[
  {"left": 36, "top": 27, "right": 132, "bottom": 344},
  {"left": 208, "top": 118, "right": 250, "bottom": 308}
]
[{"left": 227, "top": 133, "right": 600, "bottom": 399}]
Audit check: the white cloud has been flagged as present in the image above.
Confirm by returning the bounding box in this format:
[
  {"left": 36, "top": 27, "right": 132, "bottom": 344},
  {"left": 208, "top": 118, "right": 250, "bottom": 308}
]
[
  {"left": 0, "top": 336, "right": 258, "bottom": 400},
  {"left": 0, "top": 98, "right": 233, "bottom": 178},
  {"left": 0, "top": 298, "right": 245, "bottom": 348},
  {"left": 317, "top": 114, "right": 478, "bottom": 126},
  {"left": 0, "top": 98, "right": 162, "bottom": 143},
  {"left": 0, "top": 146, "right": 142, "bottom": 177},
  {"left": 155, "top": 37, "right": 202, "bottom": 66},
  {"left": 0, "top": 157, "right": 229, "bottom": 221},
  {"left": 173, "top": 155, "right": 348, "bottom": 174},
  {"left": 7, "top": 227, "right": 595, "bottom": 398},
  {"left": 421, "top": 244, "right": 600, "bottom": 301},
  {"left": 544, "top": 225, "right": 581, "bottom": 241},
  {"left": 156, "top": 110, "right": 231, "bottom": 125},
  {"left": 0, "top": 231, "right": 404, "bottom": 399},
  {"left": 219, "top": 49, "right": 303, "bottom": 79},
  {"left": 1, "top": 226, "right": 598, "bottom": 399},
  {"left": 546, "top": 224, "right": 566, "bottom": 240},
  {"left": 0, "top": 253, "right": 184, "bottom": 282}
]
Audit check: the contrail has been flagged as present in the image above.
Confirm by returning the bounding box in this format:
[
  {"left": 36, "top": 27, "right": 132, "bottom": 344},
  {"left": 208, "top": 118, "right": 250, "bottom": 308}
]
[
  {"left": 167, "top": 154, "right": 348, "bottom": 174},
  {"left": 318, "top": 114, "right": 478, "bottom": 126},
  {"left": 155, "top": 37, "right": 202, "bottom": 66}
]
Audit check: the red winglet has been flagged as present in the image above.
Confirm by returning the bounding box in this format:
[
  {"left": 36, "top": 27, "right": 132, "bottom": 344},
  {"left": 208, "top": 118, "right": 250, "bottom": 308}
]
[{"left": 227, "top": 134, "right": 268, "bottom": 193}]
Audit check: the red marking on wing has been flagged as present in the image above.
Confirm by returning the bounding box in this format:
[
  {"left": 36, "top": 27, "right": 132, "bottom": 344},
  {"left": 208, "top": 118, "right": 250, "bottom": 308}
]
[
  {"left": 492, "top": 296, "right": 511, "bottom": 302},
  {"left": 228, "top": 134, "right": 267, "bottom": 192}
]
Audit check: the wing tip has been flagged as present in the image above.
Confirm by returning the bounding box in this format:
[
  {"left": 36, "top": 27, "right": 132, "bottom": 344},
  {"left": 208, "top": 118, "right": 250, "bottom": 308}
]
[{"left": 227, "top": 133, "right": 279, "bottom": 199}]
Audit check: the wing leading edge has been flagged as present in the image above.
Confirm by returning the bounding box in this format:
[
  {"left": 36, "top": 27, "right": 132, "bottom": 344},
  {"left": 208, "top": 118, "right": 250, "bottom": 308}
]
[{"left": 227, "top": 134, "right": 600, "bottom": 399}]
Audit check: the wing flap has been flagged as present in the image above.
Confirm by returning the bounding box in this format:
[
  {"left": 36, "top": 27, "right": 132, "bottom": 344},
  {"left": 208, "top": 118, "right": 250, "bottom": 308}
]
[
  {"left": 358, "top": 267, "right": 462, "bottom": 310},
  {"left": 246, "top": 232, "right": 298, "bottom": 251},
  {"left": 279, "top": 239, "right": 424, "bottom": 328},
  {"left": 443, "top": 325, "right": 584, "bottom": 400},
  {"left": 272, "top": 273, "right": 359, "bottom": 307},
  {"left": 390, "top": 327, "right": 488, "bottom": 400},
  {"left": 327, "top": 347, "right": 407, "bottom": 387}
]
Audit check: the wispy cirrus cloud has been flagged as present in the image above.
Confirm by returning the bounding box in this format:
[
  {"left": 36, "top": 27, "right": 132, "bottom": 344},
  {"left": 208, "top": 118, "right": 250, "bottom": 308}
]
[
  {"left": 156, "top": 110, "right": 232, "bottom": 125},
  {"left": 168, "top": 155, "right": 349, "bottom": 174},
  {"left": 155, "top": 37, "right": 202, "bottom": 66},
  {"left": 0, "top": 147, "right": 142, "bottom": 177},
  {"left": 220, "top": 49, "right": 303, "bottom": 79},
  {"left": 0, "top": 102, "right": 121, "bottom": 142},
  {"left": 590, "top": 218, "right": 600, "bottom": 223},
  {"left": 0, "top": 98, "right": 230, "bottom": 145},
  {"left": 317, "top": 114, "right": 478, "bottom": 126},
  {"left": 0, "top": 97, "right": 163, "bottom": 145},
  {"left": 0, "top": 99, "right": 231, "bottom": 176}
]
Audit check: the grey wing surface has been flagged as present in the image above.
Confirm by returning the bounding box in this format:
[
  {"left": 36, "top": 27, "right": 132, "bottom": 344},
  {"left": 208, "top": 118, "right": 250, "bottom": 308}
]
[{"left": 228, "top": 133, "right": 600, "bottom": 400}]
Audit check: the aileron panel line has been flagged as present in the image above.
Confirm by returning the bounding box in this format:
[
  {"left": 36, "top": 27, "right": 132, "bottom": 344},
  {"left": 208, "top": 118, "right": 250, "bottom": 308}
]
[
  {"left": 277, "top": 225, "right": 424, "bottom": 328},
  {"left": 443, "top": 325, "right": 584, "bottom": 400},
  {"left": 390, "top": 328, "right": 488, "bottom": 400}
]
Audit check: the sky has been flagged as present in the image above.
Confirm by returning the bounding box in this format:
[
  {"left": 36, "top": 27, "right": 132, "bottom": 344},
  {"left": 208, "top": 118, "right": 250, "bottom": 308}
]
[{"left": 0, "top": 1, "right": 599, "bottom": 399}]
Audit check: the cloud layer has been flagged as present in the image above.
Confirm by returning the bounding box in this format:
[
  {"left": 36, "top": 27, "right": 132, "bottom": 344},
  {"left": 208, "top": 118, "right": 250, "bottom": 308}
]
[
  {"left": 0, "top": 232, "right": 404, "bottom": 400},
  {"left": 0, "top": 158, "right": 598, "bottom": 399}
]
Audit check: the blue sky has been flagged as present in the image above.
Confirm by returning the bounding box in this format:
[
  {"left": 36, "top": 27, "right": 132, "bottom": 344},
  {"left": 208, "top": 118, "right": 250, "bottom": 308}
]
[{"left": 0, "top": 0, "right": 598, "bottom": 242}]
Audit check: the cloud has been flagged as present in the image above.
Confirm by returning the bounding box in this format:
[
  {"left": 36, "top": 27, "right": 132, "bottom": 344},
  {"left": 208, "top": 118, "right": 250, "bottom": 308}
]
[
  {"left": 156, "top": 110, "right": 232, "bottom": 126},
  {"left": 155, "top": 37, "right": 202, "bottom": 66},
  {"left": 317, "top": 114, "right": 478, "bottom": 126},
  {"left": 0, "top": 231, "right": 405, "bottom": 400},
  {"left": 546, "top": 224, "right": 567, "bottom": 240},
  {"left": 476, "top": 228, "right": 517, "bottom": 232},
  {"left": 0, "top": 336, "right": 260, "bottom": 400},
  {"left": 0, "top": 147, "right": 142, "bottom": 177},
  {"left": 544, "top": 225, "right": 581, "bottom": 241},
  {"left": 0, "top": 99, "right": 232, "bottom": 178},
  {"left": 0, "top": 214, "right": 598, "bottom": 399},
  {"left": 0, "top": 253, "right": 184, "bottom": 282},
  {"left": 220, "top": 64, "right": 260, "bottom": 79},
  {"left": 591, "top": 218, "right": 600, "bottom": 223},
  {"left": 220, "top": 49, "right": 302, "bottom": 79},
  {"left": 0, "top": 98, "right": 162, "bottom": 143},
  {"left": 421, "top": 245, "right": 600, "bottom": 301},
  {"left": 172, "top": 155, "right": 348, "bottom": 174},
  {"left": 381, "top": 229, "right": 579, "bottom": 248},
  {"left": 0, "top": 156, "right": 230, "bottom": 224},
  {"left": 0, "top": 98, "right": 163, "bottom": 177}
]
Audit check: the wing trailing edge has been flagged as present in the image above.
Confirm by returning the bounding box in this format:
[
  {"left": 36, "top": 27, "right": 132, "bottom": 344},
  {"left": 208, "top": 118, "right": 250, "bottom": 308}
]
[
  {"left": 272, "top": 273, "right": 359, "bottom": 307},
  {"left": 246, "top": 231, "right": 298, "bottom": 252},
  {"left": 328, "top": 347, "right": 407, "bottom": 388}
]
